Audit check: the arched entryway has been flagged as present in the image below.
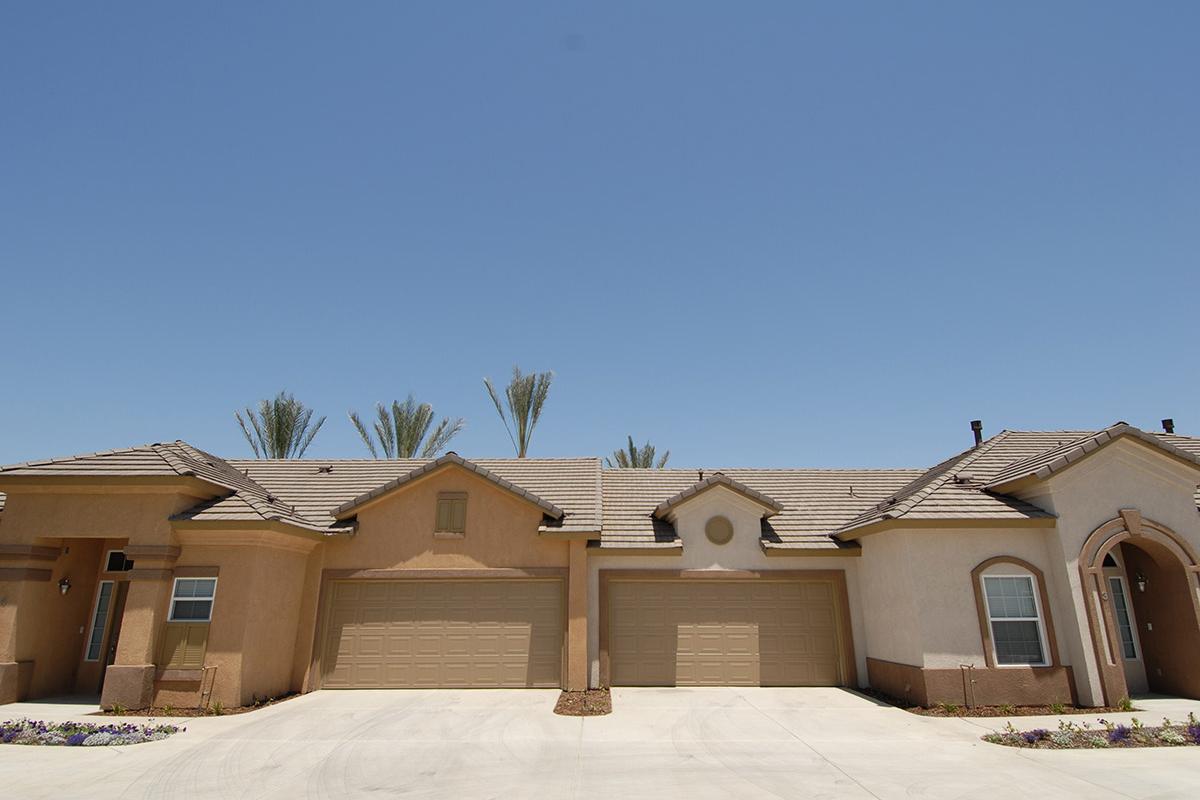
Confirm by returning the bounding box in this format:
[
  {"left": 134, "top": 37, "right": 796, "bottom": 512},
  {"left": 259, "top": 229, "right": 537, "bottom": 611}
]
[{"left": 1079, "top": 513, "right": 1200, "bottom": 703}]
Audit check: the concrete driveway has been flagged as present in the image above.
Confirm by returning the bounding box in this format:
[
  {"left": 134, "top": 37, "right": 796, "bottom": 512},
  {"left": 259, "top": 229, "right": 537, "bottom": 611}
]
[{"left": 2, "top": 688, "right": 1200, "bottom": 799}]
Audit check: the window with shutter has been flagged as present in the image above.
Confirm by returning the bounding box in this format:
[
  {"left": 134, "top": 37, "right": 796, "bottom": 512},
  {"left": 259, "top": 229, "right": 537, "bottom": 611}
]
[
  {"left": 158, "top": 623, "right": 210, "bottom": 669},
  {"left": 435, "top": 492, "right": 468, "bottom": 536}
]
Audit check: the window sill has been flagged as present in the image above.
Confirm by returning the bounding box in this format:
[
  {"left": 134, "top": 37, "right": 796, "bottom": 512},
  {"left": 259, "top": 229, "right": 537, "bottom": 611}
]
[
  {"left": 156, "top": 668, "right": 204, "bottom": 683},
  {"left": 991, "top": 663, "right": 1053, "bottom": 669},
  {"left": 433, "top": 531, "right": 465, "bottom": 540}
]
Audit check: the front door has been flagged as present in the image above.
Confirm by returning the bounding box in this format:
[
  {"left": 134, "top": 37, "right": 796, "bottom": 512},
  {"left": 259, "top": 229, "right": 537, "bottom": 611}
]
[{"left": 99, "top": 581, "right": 130, "bottom": 694}]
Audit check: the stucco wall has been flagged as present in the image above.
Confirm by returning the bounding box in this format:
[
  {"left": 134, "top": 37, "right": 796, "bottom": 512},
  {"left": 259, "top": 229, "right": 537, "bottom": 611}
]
[
  {"left": 0, "top": 488, "right": 202, "bottom": 703},
  {"left": 293, "top": 465, "right": 575, "bottom": 692},
  {"left": 324, "top": 467, "right": 569, "bottom": 570},
  {"left": 587, "top": 486, "right": 866, "bottom": 688},
  {"left": 0, "top": 490, "right": 198, "bottom": 545},
  {"left": 857, "top": 532, "right": 923, "bottom": 667},
  {"left": 21, "top": 538, "right": 104, "bottom": 697},
  {"left": 861, "top": 527, "right": 1069, "bottom": 670},
  {"left": 1011, "top": 438, "right": 1200, "bottom": 705}
]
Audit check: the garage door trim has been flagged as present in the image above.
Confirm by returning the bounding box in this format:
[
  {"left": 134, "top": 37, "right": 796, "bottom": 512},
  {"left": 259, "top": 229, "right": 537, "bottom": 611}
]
[
  {"left": 598, "top": 569, "right": 856, "bottom": 688},
  {"left": 309, "top": 567, "right": 568, "bottom": 690}
]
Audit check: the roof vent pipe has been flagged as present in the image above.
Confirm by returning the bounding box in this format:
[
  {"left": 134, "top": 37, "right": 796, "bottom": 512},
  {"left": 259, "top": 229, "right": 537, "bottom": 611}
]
[
  {"left": 1162, "top": 418, "right": 1175, "bottom": 434},
  {"left": 970, "top": 420, "right": 983, "bottom": 447}
]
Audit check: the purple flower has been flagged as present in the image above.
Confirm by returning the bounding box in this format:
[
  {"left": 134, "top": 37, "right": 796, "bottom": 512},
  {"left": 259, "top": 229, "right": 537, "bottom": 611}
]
[
  {"left": 1187, "top": 724, "right": 1200, "bottom": 745},
  {"left": 1022, "top": 729, "right": 1049, "bottom": 744},
  {"left": 1108, "top": 725, "right": 1132, "bottom": 743},
  {"left": 66, "top": 733, "right": 89, "bottom": 746}
]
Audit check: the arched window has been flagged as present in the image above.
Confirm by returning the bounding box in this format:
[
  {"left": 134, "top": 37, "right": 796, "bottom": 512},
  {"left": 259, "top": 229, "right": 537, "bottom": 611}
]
[{"left": 972, "top": 557, "right": 1057, "bottom": 668}]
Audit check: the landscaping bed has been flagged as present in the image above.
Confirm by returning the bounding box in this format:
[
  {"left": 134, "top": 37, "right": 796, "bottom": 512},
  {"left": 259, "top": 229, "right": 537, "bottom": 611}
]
[
  {"left": 97, "top": 692, "right": 298, "bottom": 718},
  {"left": 860, "top": 689, "right": 1139, "bottom": 717},
  {"left": 1, "top": 719, "right": 183, "bottom": 746},
  {"left": 985, "top": 715, "right": 1200, "bottom": 749},
  {"left": 554, "top": 689, "right": 612, "bottom": 717}
]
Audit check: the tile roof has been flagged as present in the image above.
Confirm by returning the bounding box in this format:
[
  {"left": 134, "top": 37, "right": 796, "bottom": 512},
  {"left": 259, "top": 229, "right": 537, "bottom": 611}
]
[
  {"left": 599, "top": 467, "right": 924, "bottom": 551},
  {"left": 189, "top": 456, "right": 602, "bottom": 533},
  {"left": 3, "top": 426, "right": 1198, "bottom": 546},
  {"left": 653, "top": 472, "right": 785, "bottom": 519},
  {"left": 984, "top": 422, "right": 1200, "bottom": 490},
  {"left": 0, "top": 441, "right": 327, "bottom": 532},
  {"left": 331, "top": 453, "right": 566, "bottom": 521},
  {"left": 833, "top": 431, "right": 1065, "bottom": 537}
]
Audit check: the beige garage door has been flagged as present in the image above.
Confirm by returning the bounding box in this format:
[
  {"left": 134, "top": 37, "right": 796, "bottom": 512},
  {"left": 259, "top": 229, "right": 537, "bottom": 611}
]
[
  {"left": 321, "top": 580, "right": 563, "bottom": 688},
  {"left": 608, "top": 579, "right": 843, "bottom": 686}
]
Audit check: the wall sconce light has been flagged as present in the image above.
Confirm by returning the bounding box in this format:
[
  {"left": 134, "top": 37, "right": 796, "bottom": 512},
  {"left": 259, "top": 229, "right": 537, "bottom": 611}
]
[
  {"left": 1134, "top": 572, "right": 1147, "bottom": 593},
  {"left": 58, "top": 577, "right": 72, "bottom": 596}
]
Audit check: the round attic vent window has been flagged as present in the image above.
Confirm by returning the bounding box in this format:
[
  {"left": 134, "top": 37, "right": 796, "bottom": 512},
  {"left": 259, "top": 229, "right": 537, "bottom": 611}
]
[{"left": 705, "top": 515, "right": 734, "bottom": 545}]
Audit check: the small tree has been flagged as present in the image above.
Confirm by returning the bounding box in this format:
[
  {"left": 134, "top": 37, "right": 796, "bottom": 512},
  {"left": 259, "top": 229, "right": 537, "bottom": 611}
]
[
  {"left": 235, "top": 391, "right": 326, "bottom": 459},
  {"left": 606, "top": 436, "right": 670, "bottom": 469},
  {"left": 349, "top": 396, "right": 464, "bottom": 459},
  {"left": 484, "top": 366, "right": 553, "bottom": 458}
]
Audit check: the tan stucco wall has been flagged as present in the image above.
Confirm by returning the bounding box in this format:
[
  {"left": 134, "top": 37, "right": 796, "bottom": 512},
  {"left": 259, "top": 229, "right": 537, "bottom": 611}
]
[
  {"left": 324, "top": 467, "right": 569, "bottom": 570},
  {"left": 1, "top": 467, "right": 582, "bottom": 705},
  {"left": 0, "top": 488, "right": 203, "bottom": 703},
  {"left": 163, "top": 537, "right": 313, "bottom": 707},
  {"left": 11, "top": 539, "right": 105, "bottom": 697},
  {"left": 294, "top": 465, "right": 577, "bottom": 692},
  {"left": 1010, "top": 438, "right": 1200, "bottom": 705},
  {"left": 859, "top": 527, "right": 1070, "bottom": 671},
  {"left": 0, "top": 490, "right": 198, "bottom": 545},
  {"left": 587, "top": 485, "right": 867, "bottom": 688}
]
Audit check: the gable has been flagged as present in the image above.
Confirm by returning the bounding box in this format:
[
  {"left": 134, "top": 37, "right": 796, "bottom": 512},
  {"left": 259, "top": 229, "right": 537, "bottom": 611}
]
[
  {"left": 986, "top": 425, "right": 1200, "bottom": 495},
  {"left": 332, "top": 454, "right": 564, "bottom": 522},
  {"left": 325, "top": 465, "right": 566, "bottom": 570}
]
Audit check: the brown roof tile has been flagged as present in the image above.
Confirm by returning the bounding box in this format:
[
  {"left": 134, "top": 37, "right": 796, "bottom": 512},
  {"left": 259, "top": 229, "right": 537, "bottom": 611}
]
[
  {"left": 984, "top": 422, "right": 1200, "bottom": 490},
  {"left": 599, "top": 467, "right": 924, "bottom": 550},
  {"left": 331, "top": 453, "right": 566, "bottom": 521},
  {"left": 188, "top": 456, "right": 602, "bottom": 532}
]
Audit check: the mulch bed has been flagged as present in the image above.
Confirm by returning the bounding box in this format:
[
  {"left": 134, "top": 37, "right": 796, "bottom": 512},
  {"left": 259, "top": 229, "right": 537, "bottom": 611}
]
[
  {"left": 554, "top": 689, "right": 612, "bottom": 717},
  {"left": 95, "top": 692, "right": 299, "bottom": 718},
  {"left": 859, "top": 689, "right": 1138, "bottom": 717}
]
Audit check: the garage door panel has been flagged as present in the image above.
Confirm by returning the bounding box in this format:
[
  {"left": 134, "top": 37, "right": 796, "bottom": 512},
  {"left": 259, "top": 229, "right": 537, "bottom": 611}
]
[
  {"left": 321, "top": 579, "right": 563, "bottom": 688},
  {"left": 609, "top": 579, "right": 843, "bottom": 687}
]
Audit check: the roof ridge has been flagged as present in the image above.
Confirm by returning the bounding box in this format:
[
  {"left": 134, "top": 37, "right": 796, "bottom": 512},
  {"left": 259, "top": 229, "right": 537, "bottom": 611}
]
[
  {"left": 985, "top": 422, "right": 1200, "bottom": 490},
  {"left": 981, "top": 427, "right": 1113, "bottom": 484},
  {"left": 331, "top": 452, "right": 566, "bottom": 520},
  {"left": 840, "top": 431, "right": 1015, "bottom": 530},
  {"left": 160, "top": 441, "right": 320, "bottom": 527},
  {"left": 889, "top": 431, "right": 1014, "bottom": 518}
]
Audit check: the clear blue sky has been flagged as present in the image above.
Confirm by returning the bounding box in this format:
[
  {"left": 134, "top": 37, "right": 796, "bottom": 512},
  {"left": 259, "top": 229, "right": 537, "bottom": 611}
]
[{"left": 2, "top": 2, "right": 1197, "bottom": 469}]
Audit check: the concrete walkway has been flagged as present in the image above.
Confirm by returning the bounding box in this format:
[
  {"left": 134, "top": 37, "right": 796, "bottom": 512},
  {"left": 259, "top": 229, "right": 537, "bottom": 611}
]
[{"left": 1, "top": 688, "right": 1199, "bottom": 799}]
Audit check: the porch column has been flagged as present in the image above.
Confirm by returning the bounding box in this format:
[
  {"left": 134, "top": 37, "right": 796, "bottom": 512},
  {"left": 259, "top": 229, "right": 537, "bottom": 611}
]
[
  {"left": 100, "top": 546, "right": 179, "bottom": 710},
  {"left": 565, "top": 539, "right": 588, "bottom": 691},
  {"left": 0, "top": 547, "right": 58, "bottom": 704}
]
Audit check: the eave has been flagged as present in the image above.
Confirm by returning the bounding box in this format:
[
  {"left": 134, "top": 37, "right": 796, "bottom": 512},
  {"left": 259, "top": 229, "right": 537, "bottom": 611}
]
[{"left": 834, "top": 515, "right": 1057, "bottom": 541}]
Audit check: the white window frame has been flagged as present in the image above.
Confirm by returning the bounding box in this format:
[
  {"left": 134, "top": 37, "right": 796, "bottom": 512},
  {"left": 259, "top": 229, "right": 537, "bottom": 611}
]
[
  {"left": 980, "top": 572, "right": 1051, "bottom": 668},
  {"left": 1107, "top": 575, "right": 1140, "bottom": 661},
  {"left": 167, "top": 577, "right": 218, "bottom": 623},
  {"left": 84, "top": 580, "right": 115, "bottom": 661}
]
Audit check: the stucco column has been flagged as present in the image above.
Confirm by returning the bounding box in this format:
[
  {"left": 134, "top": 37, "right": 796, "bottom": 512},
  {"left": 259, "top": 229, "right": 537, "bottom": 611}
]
[
  {"left": 100, "top": 546, "right": 179, "bottom": 709},
  {"left": 565, "top": 540, "right": 588, "bottom": 691},
  {"left": 0, "top": 550, "right": 58, "bottom": 704}
]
